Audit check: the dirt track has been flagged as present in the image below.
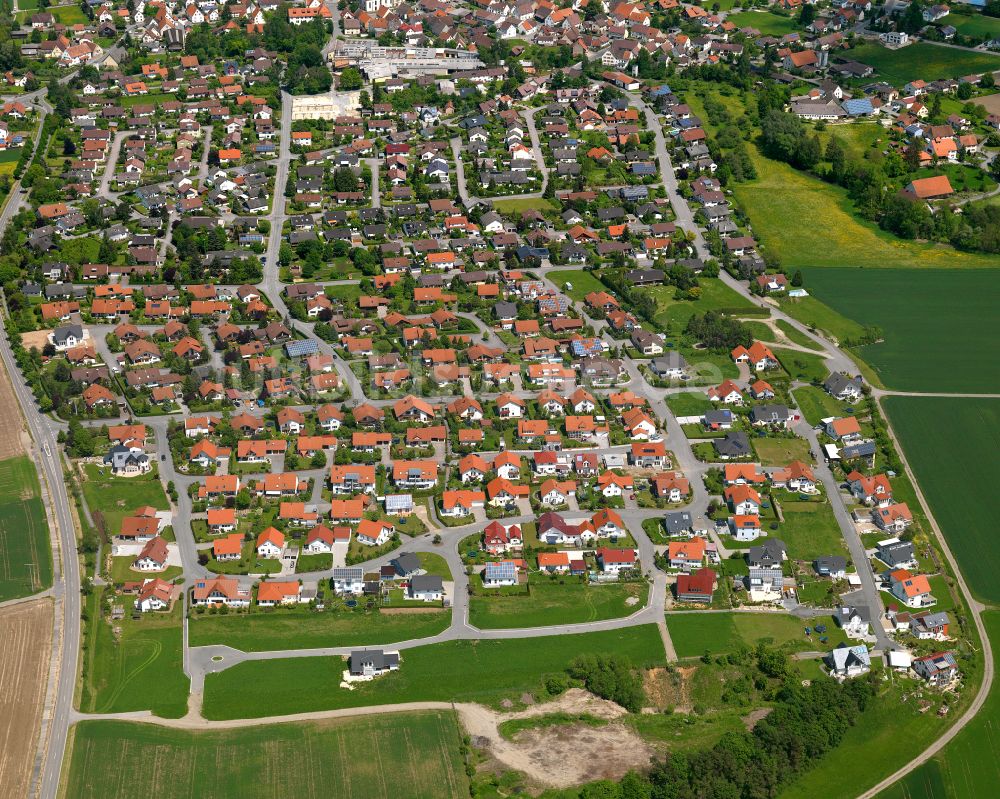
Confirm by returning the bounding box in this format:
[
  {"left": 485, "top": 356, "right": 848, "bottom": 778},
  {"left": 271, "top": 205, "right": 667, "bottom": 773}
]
[{"left": 0, "top": 599, "right": 53, "bottom": 799}]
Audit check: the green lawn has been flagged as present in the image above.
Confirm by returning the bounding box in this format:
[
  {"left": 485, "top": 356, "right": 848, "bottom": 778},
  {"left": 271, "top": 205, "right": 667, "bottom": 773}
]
[
  {"left": 732, "top": 152, "right": 999, "bottom": 270},
  {"left": 638, "top": 278, "right": 759, "bottom": 333},
  {"left": 202, "top": 625, "right": 666, "bottom": 719},
  {"left": 847, "top": 41, "right": 1000, "bottom": 86},
  {"left": 79, "top": 588, "right": 189, "bottom": 718},
  {"left": 793, "top": 385, "right": 853, "bottom": 427},
  {"left": 776, "top": 319, "right": 824, "bottom": 351},
  {"left": 878, "top": 611, "right": 1000, "bottom": 799},
  {"left": 491, "top": 197, "right": 559, "bottom": 215},
  {"left": 468, "top": 578, "right": 647, "bottom": 629},
  {"left": 950, "top": 11, "right": 1000, "bottom": 39},
  {"left": 772, "top": 496, "right": 848, "bottom": 561},
  {"left": 777, "top": 295, "right": 866, "bottom": 346},
  {"left": 728, "top": 10, "right": 799, "bottom": 36},
  {"left": 547, "top": 269, "right": 607, "bottom": 302},
  {"left": 295, "top": 552, "right": 332, "bottom": 572},
  {"left": 65, "top": 712, "right": 470, "bottom": 799},
  {"left": 0, "top": 455, "right": 52, "bottom": 601},
  {"left": 666, "top": 391, "right": 715, "bottom": 418},
  {"left": 188, "top": 607, "right": 451, "bottom": 652},
  {"left": 80, "top": 463, "right": 169, "bottom": 537},
  {"left": 753, "top": 436, "right": 813, "bottom": 467},
  {"left": 884, "top": 397, "right": 1000, "bottom": 604},
  {"left": 802, "top": 268, "right": 1000, "bottom": 393},
  {"left": 667, "top": 612, "right": 845, "bottom": 659},
  {"left": 772, "top": 346, "right": 830, "bottom": 384},
  {"left": 52, "top": 4, "right": 88, "bottom": 24},
  {"left": 418, "top": 551, "right": 452, "bottom": 579},
  {"left": 745, "top": 320, "right": 776, "bottom": 342}
]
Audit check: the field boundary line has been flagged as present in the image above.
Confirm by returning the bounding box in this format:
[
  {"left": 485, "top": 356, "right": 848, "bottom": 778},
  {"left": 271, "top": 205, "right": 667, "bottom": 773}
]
[{"left": 855, "top": 396, "right": 995, "bottom": 799}]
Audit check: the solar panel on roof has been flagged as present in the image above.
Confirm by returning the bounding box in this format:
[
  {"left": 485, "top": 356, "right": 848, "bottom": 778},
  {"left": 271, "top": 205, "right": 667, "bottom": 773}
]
[{"left": 285, "top": 339, "right": 319, "bottom": 357}]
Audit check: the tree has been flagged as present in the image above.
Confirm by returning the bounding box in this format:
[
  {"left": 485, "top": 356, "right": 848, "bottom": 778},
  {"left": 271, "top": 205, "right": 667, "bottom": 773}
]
[
  {"left": 339, "top": 67, "right": 363, "bottom": 91},
  {"left": 791, "top": 269, "right": 803, "bottom": 287},
  {"left": 799, "top": 4, "right": 816, "bottom": 26}
]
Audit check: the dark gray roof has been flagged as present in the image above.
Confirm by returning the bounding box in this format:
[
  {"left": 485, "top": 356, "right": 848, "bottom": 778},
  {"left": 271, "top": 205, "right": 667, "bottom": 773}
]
[
  {"left": 663, "top": 511, "right": 693, "bottom": 535},
  {"left": 391, "top": 552, "right": 422, "bottom": 576},
  {"left": 409, "top": 574, "right": 443, "bottom": 593}
]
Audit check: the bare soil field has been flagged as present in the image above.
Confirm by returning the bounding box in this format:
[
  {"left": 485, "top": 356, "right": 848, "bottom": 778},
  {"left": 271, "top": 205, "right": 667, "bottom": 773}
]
[
  {"left": 457, "top": 688, "right": 654, "bottom": 788},
  {"left": 0, "top": 347, "right": 27, "bottom": 459},
  {"left": 978, "top": 93, "right": 1000, "bottom": 115},
  {"left": 0, "top": 599, "right": 53, "bottom": 799}
]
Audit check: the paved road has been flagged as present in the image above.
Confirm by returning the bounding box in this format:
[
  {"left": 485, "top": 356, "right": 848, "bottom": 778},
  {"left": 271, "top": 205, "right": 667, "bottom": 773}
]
[{"left": 0, "top": 183, "right": 80, "bottom": 799}]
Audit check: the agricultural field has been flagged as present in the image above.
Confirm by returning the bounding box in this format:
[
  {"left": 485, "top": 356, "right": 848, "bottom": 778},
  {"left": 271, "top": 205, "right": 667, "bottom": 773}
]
[
  {"left": 468, "top": 578, "right": 647, "bottom": 629},
  {"left": 188, "top": 607, "right": 451, "bottom": 652},
  {"left": 202, "top": 625, "right": 666, "bottom": 719},
  {"left": 79, "top": 587, "right": 189, "bottom": 718},
  {"left": 0, "top": 454, "right": 52, "bottom": 602},
  {"left": 803, "top": 268, "right": 1000, "bottom": 393},
  {"left": 732, "top": 153, "right": 998, "bottom": 270},
  {"left": 547, "top": 269, "right": 607, "bottom": 302},
  {"left": 0, "top": 599, "right": 52, "bottom": 799},
  {"left": 878, "top": 612, "right": 1000, "bottom": 799},
  {"left": 847, "top": 41, "right": 1000, "bottom": 86},
  {"left": 64, "top": 712, "right": 470, "bottom": 799},
  {"left": 667, "top": 612, "right": 846, "bottom": 659},
  {"left": 80, "top": 463, "right": 170, "bottom": 538},
  {"left": 884, "top": 396, "right": 1000, "bottom": 604}
]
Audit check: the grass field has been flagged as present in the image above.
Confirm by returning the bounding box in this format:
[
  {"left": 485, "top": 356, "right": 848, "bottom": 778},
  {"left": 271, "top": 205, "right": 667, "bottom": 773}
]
[
  {"left": 491, "top": 197, "right": 559, "bottom": 215},
  {"left": 666, "top": 391, "right": 715, "bottom": 418},
  {"left": 732, "top": 153, "right": 999, "bottom": 270},
  {"left": 728, "top": 10, "right": 799, "bottom": 35},
  {"left": 638, "top": 279, "right": 759, "bottom": 333},
  {"left": 780, "top": 666, "right": 967, "bottom": 799},
  {"left": 65, "top": 712, "right": 470, "bottom": 799},
  {"left": 847, "top": 41, "right": 1000, "bottom": 86},
  {"left": 745, "top": 320, "right": 776, "bottom": 342},
  {"left": 773, "top": 346, "right": 830, "bottom": 384},
  {"left": 950, "top": 10, "right": 1000, "bottom": 39},
  {"left": 547, "top": 269, "right": 607, "bottom": 302},
  {"left": 188, "top": 608, "right": 451, "bottom": 652},
  {"left": 753, "top": 436, "right": 813, "bottom": 466},
  {"left": 777, "top": 294, "right": 866, "bottom": 345},
  {"left": 79, "top": 588, "right": 189, "bottom": 718},
  {"left": 203, "top": 625, "right": 666, "bottom": 719},
  {"left": 776, "top": 319, "right": 824, "bottom": 351},
  {"left": 773, "top": 496, "right": 848, "bottom": 561},
  {"left": 877, "top": 611, "right": 1000, "bottom": 799},
  {"left": 793, "top": 385, "right": 853, "bottom": 426},
  {"left": 803, "top": 268, "right": 1000, "bottom": 393},
  {"left": 883, "top": 397, "right": 1000, "bottom": 604},
  {"left": 80, "top": 463, "right": 169, "bottom": 538},
  {"left": 0, "top": 455, "right": 52, "bottom": 601},
  {"left": 468, "top": 578, "right": 647, "bottom": 629},
  {"left": 667, "top": 612, "right": 845, "bottom": 659}
]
